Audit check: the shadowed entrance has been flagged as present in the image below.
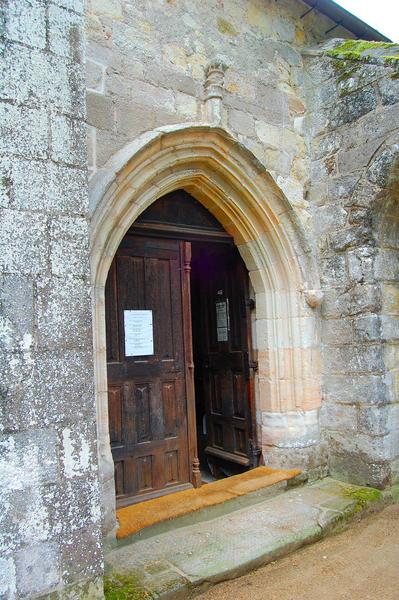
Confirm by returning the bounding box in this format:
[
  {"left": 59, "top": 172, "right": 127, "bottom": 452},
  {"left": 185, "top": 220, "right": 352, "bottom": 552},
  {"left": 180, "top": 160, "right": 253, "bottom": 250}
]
[
  {"left": 105, "top": 190, "right": 259, "bottom": 507},
  {"left": 90, "top": 124, "right": 322, "bottom": 538}
]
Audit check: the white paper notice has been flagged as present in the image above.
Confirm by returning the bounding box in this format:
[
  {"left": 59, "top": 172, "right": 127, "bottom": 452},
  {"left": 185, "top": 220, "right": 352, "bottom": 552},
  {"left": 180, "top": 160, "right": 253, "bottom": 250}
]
[
  {"left": 216, "top": 301, "right": 229, "bottom": 342},
  {"left": 124, "top": 310, "right": 154, "bottom": 356}
]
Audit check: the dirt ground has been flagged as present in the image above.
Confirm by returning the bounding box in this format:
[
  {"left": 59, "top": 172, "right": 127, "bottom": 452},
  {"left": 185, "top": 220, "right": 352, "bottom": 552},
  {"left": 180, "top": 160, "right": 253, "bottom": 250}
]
[{"left": 198, "top": 504, "right": 399, "bottom": 600}]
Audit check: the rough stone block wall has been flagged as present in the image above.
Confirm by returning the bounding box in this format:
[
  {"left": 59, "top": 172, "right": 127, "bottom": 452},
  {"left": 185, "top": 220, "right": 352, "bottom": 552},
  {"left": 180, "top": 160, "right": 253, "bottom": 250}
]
[
  {"left": 85, "top": 0, "right": 358, "bottom": 483},
  {"left": 0, "top": 1, "right": 103, "bottom": 597},
  {"left": 85, "top": 0, "right": 352, "bottom": 218},
  {"left": 306, "top": 42, "right": 399, "bottom": 488}
]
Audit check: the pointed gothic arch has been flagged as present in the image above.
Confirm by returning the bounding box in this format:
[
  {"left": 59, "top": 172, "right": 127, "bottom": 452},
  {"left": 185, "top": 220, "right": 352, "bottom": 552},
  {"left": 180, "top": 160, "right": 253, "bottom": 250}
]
[{"left": 89, "top": 124, "right": 323, "bottom": 536}]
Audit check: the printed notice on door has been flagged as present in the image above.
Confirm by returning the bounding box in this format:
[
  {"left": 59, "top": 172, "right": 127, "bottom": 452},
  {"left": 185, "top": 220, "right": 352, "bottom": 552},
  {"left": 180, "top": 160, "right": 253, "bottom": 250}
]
[
  {"left": 216, "top": 301, "right": 229, "bottom": 342},
  {"left": 124, "top": 310, "right": 154, "bottom": 356}
]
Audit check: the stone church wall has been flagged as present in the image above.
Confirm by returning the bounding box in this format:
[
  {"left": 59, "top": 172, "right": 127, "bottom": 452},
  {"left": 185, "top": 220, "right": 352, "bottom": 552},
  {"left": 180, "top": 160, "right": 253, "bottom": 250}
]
[
  {"left": 85, "top": 0, "right": 352, "bottom": 485},
  {"left": 306, "top": 43, "right": 399, "bottom": 487},
  {"left": 85, "top": 0, "right": 351, "bottom": 216},
  {"left": 1, "top": 0, "right": 398, "bottom": 598},
  {"left": 0, "top": 1, "right": 103, "bottom": 597}
]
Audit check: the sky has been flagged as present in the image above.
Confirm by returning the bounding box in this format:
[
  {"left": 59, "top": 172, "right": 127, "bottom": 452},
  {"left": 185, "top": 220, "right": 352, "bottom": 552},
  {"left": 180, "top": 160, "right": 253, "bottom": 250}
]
[{"left": 335, "top": 0, "right": 399, "bottom": 42}]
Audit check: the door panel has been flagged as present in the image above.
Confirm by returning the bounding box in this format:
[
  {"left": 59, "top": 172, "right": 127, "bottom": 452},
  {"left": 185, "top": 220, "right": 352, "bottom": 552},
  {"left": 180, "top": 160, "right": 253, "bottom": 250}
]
[
  {"left": 106, "top": 235, "right": 194, "bottom": 506},
  {"left": 192, "top": 244, "right": 253, "bottom": 467}
]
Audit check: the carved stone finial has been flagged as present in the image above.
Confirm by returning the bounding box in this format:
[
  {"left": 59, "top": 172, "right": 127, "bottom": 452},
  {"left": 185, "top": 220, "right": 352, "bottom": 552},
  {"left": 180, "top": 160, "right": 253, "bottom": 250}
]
[
  {"left": 203, "top": 57, "right": 229, "bottom": 124},
  {"left": 304, "top": 289, "right": 324, "bottom": 308}
]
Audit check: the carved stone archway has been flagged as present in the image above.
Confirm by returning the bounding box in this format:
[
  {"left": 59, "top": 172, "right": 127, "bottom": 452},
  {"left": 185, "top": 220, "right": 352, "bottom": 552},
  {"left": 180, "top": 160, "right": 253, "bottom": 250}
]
[{"left": 89, "top": 124, "right": 323, "bottom": 537}]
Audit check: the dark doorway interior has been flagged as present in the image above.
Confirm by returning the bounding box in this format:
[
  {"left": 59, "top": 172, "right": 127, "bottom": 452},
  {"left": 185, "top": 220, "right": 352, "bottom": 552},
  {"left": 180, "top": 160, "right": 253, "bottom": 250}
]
[
  {"left": 191, "top": 240, "right": 257, "bottom": 481},
  {"left": 106, "top": 190, "right": 259, "bottom": 508}
]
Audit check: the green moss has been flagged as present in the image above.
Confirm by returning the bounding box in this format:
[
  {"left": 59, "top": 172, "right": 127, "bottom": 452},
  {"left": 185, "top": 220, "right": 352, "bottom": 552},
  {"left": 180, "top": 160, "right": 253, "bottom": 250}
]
[
  {"left": 325, "top": 39, "right": 399, "bottom": 81},
  {"left": 217, "top": 18, "right": 238, "bottom": 36},
  {"left": 342, "top": 486, "right": 382, "bottom": 510},
  {"left": 383, "top": 55, "right": 399, "bottom": 65},
  {"left": 327, "top": 40, "right": 398, "bottom": 61},
  {"left": 326, "top": 40, "right": 399, "bottom": 69},
  {"left": 104, "top": 573, "right": 152, "bottom": 600},
  {"left": 331, "top": 59, "right": 358, "bottom": 84}
]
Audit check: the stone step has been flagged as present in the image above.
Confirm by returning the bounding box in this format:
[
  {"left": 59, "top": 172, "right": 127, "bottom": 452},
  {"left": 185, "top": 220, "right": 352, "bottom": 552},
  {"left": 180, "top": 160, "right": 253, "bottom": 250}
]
[
  {"left": 105, "top": 478, "right": 388, "bottom": 599},
  {"left": 113, "top": 473, "right": 302, "bottom": 549}
]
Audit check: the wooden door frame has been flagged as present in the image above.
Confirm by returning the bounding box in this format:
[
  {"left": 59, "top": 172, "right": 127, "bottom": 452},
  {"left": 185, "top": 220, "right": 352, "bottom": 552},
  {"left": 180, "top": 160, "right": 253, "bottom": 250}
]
[
  {"left": 180, "top": 241, "right": 202, "bottom": 488},
  {"left": 129, "top": 224, "right": 259, "bottom": 482}
]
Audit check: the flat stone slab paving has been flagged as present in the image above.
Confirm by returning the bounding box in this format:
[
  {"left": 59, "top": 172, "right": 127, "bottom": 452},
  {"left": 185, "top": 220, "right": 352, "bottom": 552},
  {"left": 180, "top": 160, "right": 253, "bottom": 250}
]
[
  {"left": 116, "top": 466, "right": 300, "bottom": 540},
  {"left": 104, "top": 478, "right": 388, "bottom": 599}
]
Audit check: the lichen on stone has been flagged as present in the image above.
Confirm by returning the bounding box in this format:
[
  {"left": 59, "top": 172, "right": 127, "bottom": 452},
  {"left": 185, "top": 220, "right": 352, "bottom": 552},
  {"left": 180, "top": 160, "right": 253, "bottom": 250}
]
[
  {"left": 342, "top": 486, "right": 383, "bottom": 510},
  {"left": 104, "top": 573, "right": 152, "bottom": 600},
  {"left": 217, "top": 17, "right": 238, "bottom": 36},
  {"left": 325, "top": 39, "right": 399, "bottom": 79},
  {"left": 326, "top": 40, "right": 398, "bottom": 60}
]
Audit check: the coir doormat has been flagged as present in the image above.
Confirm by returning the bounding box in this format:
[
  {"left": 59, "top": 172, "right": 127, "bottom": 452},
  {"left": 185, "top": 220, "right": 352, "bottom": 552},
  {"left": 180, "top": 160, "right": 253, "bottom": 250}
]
[{"left": 116, "top": 465, "right": 301, "bottom": 539}]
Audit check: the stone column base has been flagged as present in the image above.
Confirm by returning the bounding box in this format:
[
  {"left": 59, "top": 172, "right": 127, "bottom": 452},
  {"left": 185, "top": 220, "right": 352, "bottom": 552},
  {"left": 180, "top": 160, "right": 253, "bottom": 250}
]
[{"left": 263, "top": 442, "right": 329, "bottom": 482}]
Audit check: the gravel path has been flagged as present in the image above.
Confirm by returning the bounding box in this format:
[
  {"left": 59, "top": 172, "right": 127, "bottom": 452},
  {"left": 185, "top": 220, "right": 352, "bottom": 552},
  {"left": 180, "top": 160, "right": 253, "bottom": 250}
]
[{"left": 199, "top": 504, "right": 399, "bottom": 600}]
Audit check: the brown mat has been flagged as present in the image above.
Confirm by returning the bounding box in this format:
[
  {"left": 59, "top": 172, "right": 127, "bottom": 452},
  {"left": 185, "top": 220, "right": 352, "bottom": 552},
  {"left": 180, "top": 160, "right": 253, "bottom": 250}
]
[{"left": 116, "top": 465, "right": 301, "bottom": 539}]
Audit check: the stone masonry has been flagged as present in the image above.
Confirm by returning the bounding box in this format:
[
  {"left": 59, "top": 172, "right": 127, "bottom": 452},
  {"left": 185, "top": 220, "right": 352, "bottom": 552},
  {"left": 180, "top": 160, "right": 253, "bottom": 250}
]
[
  {"left": 0, "top": 0, "right": 398, "bottom": 598},
  {"left": 85, "top": 0, "right": 345, "bottom": 487},
  {"left": 0, "top": 1, "right": 103, "bottom": 598},
  {"left": 305, "top": 43, "right": 399, "bottom": 488}
]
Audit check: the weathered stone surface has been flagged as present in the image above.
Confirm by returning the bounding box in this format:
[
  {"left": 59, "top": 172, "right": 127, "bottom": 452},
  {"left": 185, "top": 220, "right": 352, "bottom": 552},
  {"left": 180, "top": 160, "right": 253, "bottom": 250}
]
[
  {"left": 36, "top": 276, "right": 92, "bottom": 349},
  {"left": 352, "top": 315, "right": 381, "bottom": 343},
  {"left": 0, "top": 556, "right": 16, "bottom": 599},
  {"left": 0, "top": 275, "right": 34, "bottom": 352},
  {"left": 15, "top": 542, "right": 60, "bottom": 598},
  {"left": 0, "top": 429, "right": 58, "bottom": 491},
  {"left": 0, "top": 105, "right": 48, "bottom": 159},
  {"left": 378, "top": 77, "right": 399, "bottom": 106},
  {"left": 329, "top": 88, "right": 377, "bottom": 128},
  {"left": 337, "top": 136, "right": 386, "bottom": 176},
  {"left": 50, "top": 217, "right": 90, "bottom": 277},
  {"left": 2, "top": 0, "right": 399, "bottom": 596},
  {"left": 52, "top": 474, "right": 102, "bottom": 536},
  {"left": 321, "top": 318, "right": 353, "bottom": 345},
  {"left": 367, "top": 145, "right": 399, "bottom": 187},
  {"left": 48, "top": 3, "right": 84, "bottom": 62},
  {"left": 346, "top": 247, "right": 375, "bottom": 283},
  {"left": 330, "top": 225, "right": 372, "bottom": 251},
  {"left": 114, "top": 101, "right": 156, "bottom": 138},
  {"left": 1, "top": 44, "right": 85, "bottom": 118},
  {"left": 323, "top": 374, "right": 388, "bottom": 406},
  {"left": 329, "top": 452, "right": 392, "bottom": 489},
  {"left": 87, "top": 92, "right": 114, "bottom": 131},
  {"left": 175, "top": 92, "right": 198, "bottom": 118},
  {"left": 86, "top": 59, "right": 105, "bottom": 92},
  {"left": 11, "top": 159, "right": 88, "bottom": 214},
  {"left": 320, "top": 403, "right": 357, "bottom": 432},
  {"left": 229, "top": 108, "right": 255, "bottom": 136},
  {"left": 61, "top": 525, "right": 103, "bottom": 585},
  {"left": 4, "top": 0, "right": 46, "bottom": 49},
  {"left": 358, "top": 404, "right": 399, "bottom": 436},
  {"left": 0, "top": 210, "right": 48, "bottom": 275},
  {"left": 323, "top": 344, "right": 384, "bottom": 375},
  {"left": 320, "top": 255, "right": 347, "bottom": 286},
  {"left": 1, "top": 4, "right": 101, "bottom": 598},
  {"left": 20, "top": 348, "right": 95, "bottom": 428},
  {"left": 51, "top": 114, "right": 87, "bottom": 166},
  {"left": 327, "top": 429, "right": 399, "bottom": 464}
]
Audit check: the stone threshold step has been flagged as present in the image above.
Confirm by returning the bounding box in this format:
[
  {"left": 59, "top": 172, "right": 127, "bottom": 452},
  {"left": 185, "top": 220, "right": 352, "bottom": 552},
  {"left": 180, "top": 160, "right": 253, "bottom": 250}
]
[
  {"left": 105, "top": 478, "right": 393, "bottom": 599},
  {"left": 114, "top": 466, "right": 302, "bottom": 547}
]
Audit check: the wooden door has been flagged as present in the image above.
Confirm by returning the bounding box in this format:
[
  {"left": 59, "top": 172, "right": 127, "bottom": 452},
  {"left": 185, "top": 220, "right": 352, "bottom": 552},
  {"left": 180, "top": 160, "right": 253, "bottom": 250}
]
[
  {"left": 192, "top": 244, "right": 255, "bottom": 468},
  {"left": 105, "top": 234, "right": 198, "bottom": 507}
]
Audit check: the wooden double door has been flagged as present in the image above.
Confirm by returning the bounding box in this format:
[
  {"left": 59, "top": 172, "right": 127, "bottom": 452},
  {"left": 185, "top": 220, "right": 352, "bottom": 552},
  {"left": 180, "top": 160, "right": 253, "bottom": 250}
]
[{"left": 105, "top": 193, "right": 257, "bottom": 508}]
